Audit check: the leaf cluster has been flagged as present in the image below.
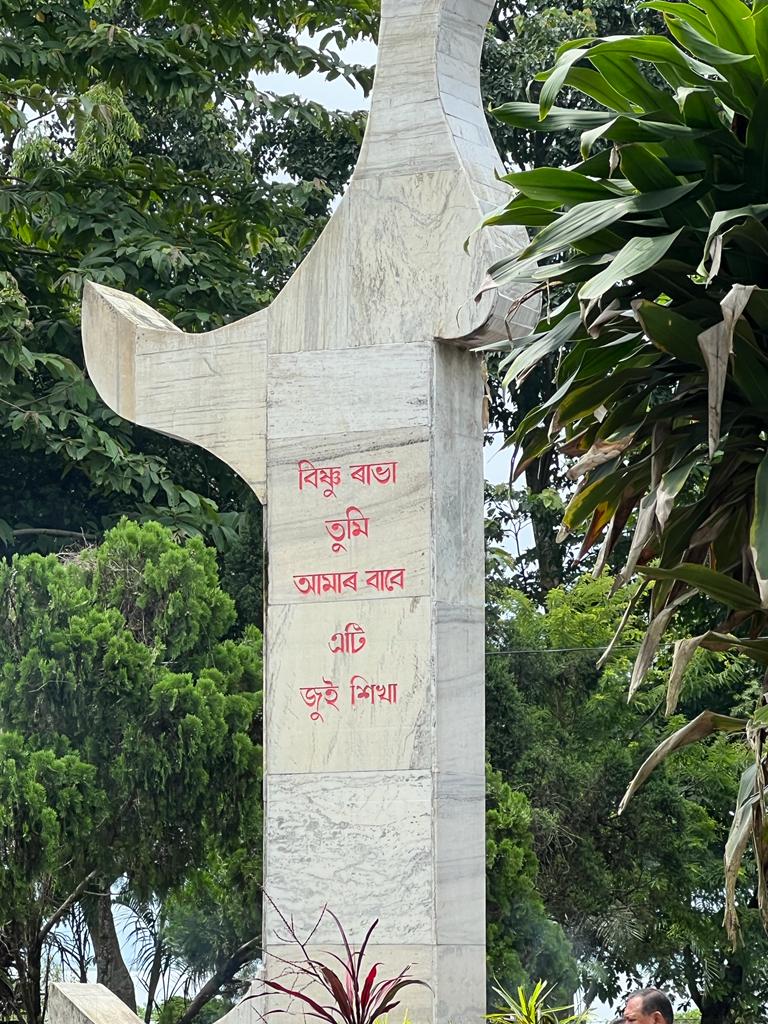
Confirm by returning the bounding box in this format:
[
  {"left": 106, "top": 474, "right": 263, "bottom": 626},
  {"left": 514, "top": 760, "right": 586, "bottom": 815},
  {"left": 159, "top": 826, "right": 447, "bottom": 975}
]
[
  {"left": 0, "top": 0, "right": 372, "bottom": 551},
  {"left": 484, "top": 0, "right": 768, "bottom": 938},
  {"left": 0, "top": 519, "right": 263, "bottom": 1020}
]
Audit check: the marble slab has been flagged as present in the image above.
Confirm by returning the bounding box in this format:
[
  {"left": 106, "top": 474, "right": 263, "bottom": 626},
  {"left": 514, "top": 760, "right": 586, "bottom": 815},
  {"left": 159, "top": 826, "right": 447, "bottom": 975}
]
[
  {"left": 266, "top": 597, "right": 432, "bottom": 774},
  {"left": 134, "top": 312, "right": 268, "bottom": 497},
  {"left": 257, "top": 943, "right": 436, "bottom": 1024},
  {"left": 435, "top": 604, "right": 485, "bottom": 775},
  {"left": 264, "top": 770, "right": 434, "bottom": 945},
  {"left": 434, "top": 944, "right": 487, "bottom": 1023},
  {"left": 48, "top": 985, "right": 142, "bottom": 1024},
  {"left": 435, "top": 773, "right": 486, "bottom": 945},
  {"left": 266, "top": 344, "right": 431, "bottom": 435},
  {"left": 267, "top": 436, "right": 430, "bottom": 606}
]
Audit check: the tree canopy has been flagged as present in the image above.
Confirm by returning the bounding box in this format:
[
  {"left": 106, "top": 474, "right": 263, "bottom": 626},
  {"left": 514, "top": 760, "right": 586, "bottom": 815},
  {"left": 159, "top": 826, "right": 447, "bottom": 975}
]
[
  {"left": 0, "top": 519, "right": 262, "bottom": 1024},
  {"left": 0, "top": 0, "right": 373, "bottom": 553},
  {"left": 482, "top": 0, "right": 768, "bottom": 1011}
]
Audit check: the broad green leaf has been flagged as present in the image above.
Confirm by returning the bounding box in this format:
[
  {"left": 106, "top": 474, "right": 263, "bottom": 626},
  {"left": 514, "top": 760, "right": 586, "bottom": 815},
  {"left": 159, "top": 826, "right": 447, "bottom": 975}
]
[
  {"left": 511, "top": 372, "right": 580, "bottom": 443},
  {"left": 749, "top": 451, "right": 768, "bottom": 605},
  {"left": 619, "top": 710, "right": 748, "bottom": 814},
  {"left": 518, "top": 184, "right": 697, "bottom": 263},
  {"left": 590, "top": 52, "right": 681, "bottom": 114},
  {"left": 619, "top": 144, "right": 683, "bottom": 193},
  {"left": 502, "top": 167, "right": 629, "bottom": 204},
  {"left": 633, "top": 301, "right": 705, "bottom": 364},
  {"left": 491, "top": 102, "right": 615, "bottom": 132},
  {"left": 587, "top": 34, "right": 719, "bottom": 79},
  {"left": 691, "top": 0, "right": 755, "bottom": 56},
  {"left": 745, "top": 83, "right": 768, "bottom": 195},
  {"left": 562, "top": 459, "right": 628, "bottom": 529},
  {"left": 665, "top": 15, "right": 757, "bottom": 65},
  {"left": 637, "top": 562, "right": 763, "bottom": 610},
  {"left": 586, "top": 116, "right": 707, "bottom": 154},
  {"left": 558, "top": 67, "right": 636, "bottom": 112},
  {"left": 555, "top": 368, "right": 654, "bottom": 429},
  {"left": 502, "top": 313, "right": 582, "bottom": 386},
  {"left": 510, "top": 426, "right": 553, "bottom": 481},
  {"left": 492, "top": 102, "right": 704, "bottom": 150},
  {"left": 489, "top": 251, "right": 610, "bottom": 291},
  {"left": 732, "top": 331, "right": 768, "bottom": 407},
  {"left": 539, "top": 48, "right": 590, "bottom": 119},
  {"left": 560, "top": 332, "right": 646, "bottom": 381},
  {"left": 577, "top": 499, "right": 620, "bottom": 560},
  {"left": 679, "top": 86, "right": 724, "bottom": 129},
  {"left": 578, "top": 230, "right": 683, "bottom": 302},
  {"left": 482, "top": 202, "right": 559, "bottom": 229},
  {"left": 656, "top": 451, "right": 700, "bottom": 530},
  {"left": 640, "top": 1, "right": 717, "bottom": 39},
  {"left": 752, "top": 3, "right": 768, "bottom": 75}
]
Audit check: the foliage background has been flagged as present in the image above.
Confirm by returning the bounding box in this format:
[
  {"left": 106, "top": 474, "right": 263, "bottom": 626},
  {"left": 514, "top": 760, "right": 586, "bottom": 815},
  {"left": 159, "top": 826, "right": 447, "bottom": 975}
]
[{"left": 2, "top": 1, "right": 766, "bottom": 1024}]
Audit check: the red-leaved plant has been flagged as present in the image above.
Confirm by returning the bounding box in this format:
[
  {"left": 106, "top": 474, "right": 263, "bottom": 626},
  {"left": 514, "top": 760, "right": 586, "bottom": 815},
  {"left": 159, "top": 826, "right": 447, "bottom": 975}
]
[{"left": 250, "top": 904, "right": 428, "bottom": 1024}]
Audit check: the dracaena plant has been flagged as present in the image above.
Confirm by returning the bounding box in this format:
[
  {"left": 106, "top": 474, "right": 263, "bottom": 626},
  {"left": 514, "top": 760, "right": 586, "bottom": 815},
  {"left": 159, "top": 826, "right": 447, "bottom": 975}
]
[
  {"left": 481, "top": 0, "right": 768, "bottom": 940},
  {"left": 250, "top": 906, "right": 427, "bottom": 1024},
  {"left": 488, "top": 980, "right": 589, "bottom": 1024}
]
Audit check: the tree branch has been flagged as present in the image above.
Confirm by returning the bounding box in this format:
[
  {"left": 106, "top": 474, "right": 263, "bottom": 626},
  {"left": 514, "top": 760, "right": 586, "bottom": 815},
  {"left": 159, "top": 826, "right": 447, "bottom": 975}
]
[
  {"left": 39, "top": 870, "right": 98, "bottom": 945},
  {"left": 174, "top": 938, "right": 261, "bottom": 1024},
  {"left": 682, "top": 945, "right": 703, "bottom": 1010},
  {"left": 12, "top": 528, "right": 97, "bottom": 541}
]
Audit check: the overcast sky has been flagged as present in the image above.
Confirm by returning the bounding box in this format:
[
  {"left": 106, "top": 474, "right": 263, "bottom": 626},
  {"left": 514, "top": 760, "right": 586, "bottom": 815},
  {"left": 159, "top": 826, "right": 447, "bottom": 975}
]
[{"left": 256, "top": 35, "right": 376, "bottom": 111}]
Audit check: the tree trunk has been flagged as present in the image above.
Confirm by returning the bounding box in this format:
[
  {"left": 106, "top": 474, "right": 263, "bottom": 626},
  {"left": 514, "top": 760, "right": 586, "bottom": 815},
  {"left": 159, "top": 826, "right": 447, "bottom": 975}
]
[
  {"left": 174, "top": 937, "right": 260, "bottom": 1024},
  {"left": 83, "top": 890, "right": 136, "bottom": 1012},
  {"left": 16, "top": 928, "right": 42, "bottom": 1024},
  {"left": 696, "top": 958, "right": 743, "bottom": 1024},
  {"left": 144, "top": 935, "right": 165, "bottom": 1024},
  {"left": 525, "top": 452, "right": 564, "bottom": 597},
  {"left": 700, "top": 1002, "right": 731, "bottom": 1024}
]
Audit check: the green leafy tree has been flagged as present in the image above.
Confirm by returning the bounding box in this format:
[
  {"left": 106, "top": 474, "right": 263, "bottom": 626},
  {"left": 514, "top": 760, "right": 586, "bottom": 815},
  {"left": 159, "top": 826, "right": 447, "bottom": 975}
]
[
  {"left": 485, "top": 573, "right": 768, "bottom": 1023},
  {"left": 482, "top": 0, "right": 768, "bottom": 966},
  {"left": 0, "top": 0, "right": 374, "bottom": 553},
  {"left": 481, "top": 0, "right": 664, "bottom": 601},
  {"left": 0, "top": 519, "right": 263, "bottom": 1024},
  {"left": 487, "top": 766, "right": 579, "bottom": 1005}
]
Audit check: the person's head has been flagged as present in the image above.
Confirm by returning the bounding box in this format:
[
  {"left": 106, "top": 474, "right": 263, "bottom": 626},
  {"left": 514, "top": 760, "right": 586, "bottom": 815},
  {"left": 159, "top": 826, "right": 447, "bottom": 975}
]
[{"left": 623, "top": 989, "right": 674, "bottom": 1024}]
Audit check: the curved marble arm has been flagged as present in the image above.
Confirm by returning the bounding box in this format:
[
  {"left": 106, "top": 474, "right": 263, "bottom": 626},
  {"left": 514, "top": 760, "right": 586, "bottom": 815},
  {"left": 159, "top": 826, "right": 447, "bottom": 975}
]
[{"left": 82, "top": 282, "right": 267, "bottom": 500}]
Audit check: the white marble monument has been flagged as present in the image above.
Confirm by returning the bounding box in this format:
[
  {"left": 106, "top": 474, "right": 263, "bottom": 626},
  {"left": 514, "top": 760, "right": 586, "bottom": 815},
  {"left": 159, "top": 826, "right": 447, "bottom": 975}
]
[{"left": 80, "top": 1, "right": 534, "bottom": 1021}]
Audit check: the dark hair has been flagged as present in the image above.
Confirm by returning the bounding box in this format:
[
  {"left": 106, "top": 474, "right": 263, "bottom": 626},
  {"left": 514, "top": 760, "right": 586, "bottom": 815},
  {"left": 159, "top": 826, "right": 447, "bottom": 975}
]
[{"left": 626, "top": 988, "right": 674, "bottom": 1024}]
